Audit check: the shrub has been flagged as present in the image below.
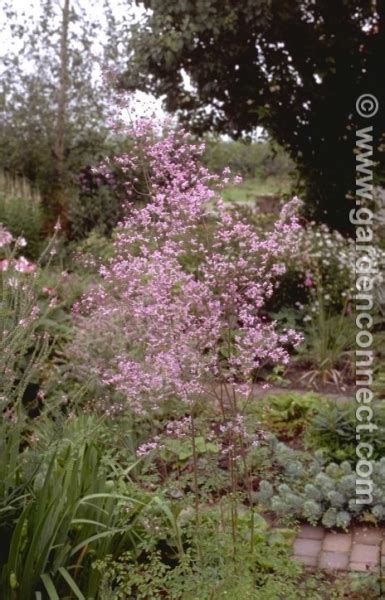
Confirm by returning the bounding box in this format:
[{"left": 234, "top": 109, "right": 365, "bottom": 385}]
[
  {"left": 68, "top": 164, "right": 126, "bottom": 241},
  {"left": 269, "top": 221, "right": 385, "bottom": 315},
  {"left": 65, "top": 114, "right": 304, "bottom": 588},
  {"left": 0, "top": 238, "right": 169, "bottom": 599},
  {"left": 68, "top": 137, "right": 151, "bottom": 241},
  {"left": 0, "top": 224, "right": 53, "bottom": 420},
  {"left": 295, "top": 308, "right": 355, "bottom": 389}
]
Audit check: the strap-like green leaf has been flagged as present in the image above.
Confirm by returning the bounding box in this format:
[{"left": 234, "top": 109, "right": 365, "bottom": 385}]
[
  {"left": 58, "top": 567, "right": 86, "bottom": 600},
  {"left": 41, "top": 573, "right": 60, "bottom": 600},
  {"left": 70, "top": 529, "right": 122, "bottom": 556}
]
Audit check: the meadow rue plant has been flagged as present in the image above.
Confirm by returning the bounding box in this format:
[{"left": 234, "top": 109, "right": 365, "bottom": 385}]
[
  {"left": 71, "top": 114, "right": 302, "bottom": 418},
  {"left": 67, "top": 114, "right": 306, "bottom": 554}
]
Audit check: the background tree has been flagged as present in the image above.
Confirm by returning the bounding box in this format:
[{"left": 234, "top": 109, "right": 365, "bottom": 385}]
[
  {"left": 0, "top": 0, "right": 128, "bottom": 227},
  {"left": 122, "top": 0, "right": 385, "bottom": 232}
]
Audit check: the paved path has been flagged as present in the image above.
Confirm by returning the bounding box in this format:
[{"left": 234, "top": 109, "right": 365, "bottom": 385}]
[{"left": 293, "top": 524, "right": 385, "bottom": 573}]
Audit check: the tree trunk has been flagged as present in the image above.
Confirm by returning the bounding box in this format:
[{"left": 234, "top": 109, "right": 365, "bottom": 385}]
[{"left": 53, "top": 0, "right": 70, "bottom": 230}]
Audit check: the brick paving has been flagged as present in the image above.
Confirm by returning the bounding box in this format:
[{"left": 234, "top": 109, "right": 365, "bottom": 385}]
[{"left": 292, "top": 524, "right": 385, "bottom": 573}]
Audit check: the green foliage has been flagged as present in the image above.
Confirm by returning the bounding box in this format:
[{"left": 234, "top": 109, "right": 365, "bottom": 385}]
[
  {"left": 69, "top": 233, "right": 114, "bottom": 274},
  {"left": 373, "top": 364, "right": 385, "bottom": 399},
  {"left": 0, "top": 419, "right": 29, "bottom": 536},
  {"left": 221, "top": 178, "right": 291, "bottom": 210},
  {"left": 0, "top": 246, "right": 52, "bottom": 417},
  {"left": 0, "top": 173, "right": 44, "bottom": 259},
  {"left": 270, "top": 223, "right": 359, "bottom": 312},
  {"left": 306, "top": 401, "right": 385, "bottom": 462},
  {"left": 257, "top": 392, "right": 323, "bottom": 438},
  {"left": 202, "top": 138, "right": 293, "bottom": 181},
  {"left": 249, "top": 433, "right": 318, "bottom": 480},
  {"left": 95, "top": 506, "right": 322, "bottom": 600},
  {"left": 161, "top": 436, "right": 220, "bottom": 463},
  {"left": 0, "top": 238, "right": 149, "bottom": 599},
  {"left": 0, "top": 417, "right": 150, "bottom": 600},
  {"left": 267, "top": 223, "right": 385, "bottom": 390},
  {"left": 67, "top": 187, "right": 123, "bottom": 241},
  {"left": 296, "top": 309, "right": 355, "bottom": 389},
  {"left": 0, "top": 1, "right": 125, "bottom": 218},
  {"left": 0, "top": 233, "right": 65, "bottom": 545},
  {"left": 329, "top": 572, "right": 381, "bottom": 599}
]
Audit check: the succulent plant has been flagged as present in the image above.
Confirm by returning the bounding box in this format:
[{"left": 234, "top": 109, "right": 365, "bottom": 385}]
[{"left": 255, "top": 440, "right": 385, "bottom": 528}]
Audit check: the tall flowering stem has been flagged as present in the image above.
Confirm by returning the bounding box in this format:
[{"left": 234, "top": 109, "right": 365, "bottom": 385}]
[{"left": 71, "top": 113, "right": 302, "bottom": 549}]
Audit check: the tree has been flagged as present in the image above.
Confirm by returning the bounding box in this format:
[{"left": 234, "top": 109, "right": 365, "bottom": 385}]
[
  {"left": 121, "top": 0, "right": 385, "bottom": 232},
  {"left": 0, "top": 0, "right": 128, "bottom": 226}
]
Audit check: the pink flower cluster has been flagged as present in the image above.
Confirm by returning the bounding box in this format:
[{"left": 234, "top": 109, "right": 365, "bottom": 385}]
[
  {"left": 0, "top": 257, "right": 36, "bottom": 273},
  {"left": 72, "top": 117, "right": 302, "bottom": 415},
  {"left": 165, "top": 416, "right": 192, "bottom": 438},
  {"left": 218, "top": 414, "right": 266, "bottom": 457},
  {"left": 136, "top": 436, "right": 164, "bottom": 457}
]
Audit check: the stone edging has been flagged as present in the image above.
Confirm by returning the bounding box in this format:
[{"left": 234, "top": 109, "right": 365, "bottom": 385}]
[{"left": 293, "top": 524, "right": 385, "bottom": 573}]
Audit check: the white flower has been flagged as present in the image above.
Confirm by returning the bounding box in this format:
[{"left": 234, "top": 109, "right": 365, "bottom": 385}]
[
  {"left": 7, "top": 277, "right": 18, "bottom": 288},
  {"left": 0, "top": 225, "right": 13, "bottom": 248},
  {"left": 16, "top": 237, "right": 27, "bottom": 248}
]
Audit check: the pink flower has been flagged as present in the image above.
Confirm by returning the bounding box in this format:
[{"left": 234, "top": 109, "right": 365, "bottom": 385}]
[
  {"left": 0, "top": 256, "right": 36, "bottom": 274},
  {"left": 13, "top": 256, "right": 36, "bottom": 273},
  {"left": 136, "top": 436, "right": 163, "bottom": 457},
  {"left": 43, "top": 287, "right": 55, "bottom": 296}
]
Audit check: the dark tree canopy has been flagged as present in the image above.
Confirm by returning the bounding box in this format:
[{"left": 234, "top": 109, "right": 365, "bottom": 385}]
[{"left": 122, "top": 0, "right": 385, "bottom": 231}]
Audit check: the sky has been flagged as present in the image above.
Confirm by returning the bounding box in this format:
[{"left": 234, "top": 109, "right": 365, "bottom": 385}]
[{"left": 0, "top": 0, "right": 165, "bottom": 119}]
